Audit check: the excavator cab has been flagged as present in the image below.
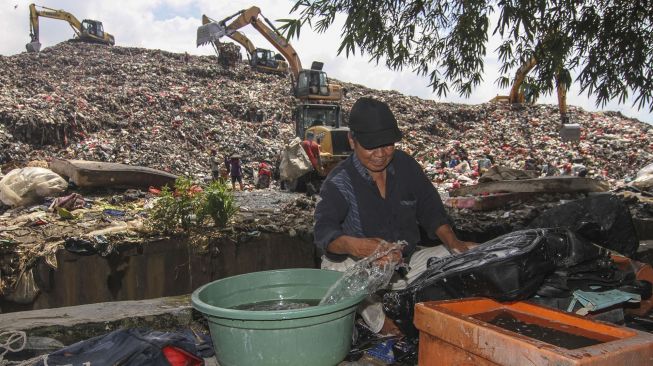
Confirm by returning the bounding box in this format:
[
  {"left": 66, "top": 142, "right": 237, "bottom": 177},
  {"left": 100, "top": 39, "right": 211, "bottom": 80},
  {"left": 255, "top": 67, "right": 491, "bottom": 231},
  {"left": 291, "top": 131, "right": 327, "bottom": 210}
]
[
  {"left": 252, "top": 48, "right": 277, "bottom": 68},
  {"left": 296, "top": 70, "right": 329, "bottom": 98},
  {"left": 81, "top": 20, "right": 103, "bottom": 38},
  {"left": 79, "top": 20, "right": 114, "bottom": 45},
  {"left": 294, "top": 103, "right": 352, "bottom": 159},
  {"left": 294, "top": 104, "right": 340, "bottom": 138},
  {"left": 294, "top": 62, "right": 343, "bottom": 101}
]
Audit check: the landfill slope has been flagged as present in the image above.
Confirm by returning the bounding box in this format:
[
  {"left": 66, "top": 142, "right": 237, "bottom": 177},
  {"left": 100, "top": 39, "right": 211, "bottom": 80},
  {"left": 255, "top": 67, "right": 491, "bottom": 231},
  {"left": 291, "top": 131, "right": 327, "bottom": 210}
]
[{"left": 0, "top": 41, "right": 651, "bottom": 187}]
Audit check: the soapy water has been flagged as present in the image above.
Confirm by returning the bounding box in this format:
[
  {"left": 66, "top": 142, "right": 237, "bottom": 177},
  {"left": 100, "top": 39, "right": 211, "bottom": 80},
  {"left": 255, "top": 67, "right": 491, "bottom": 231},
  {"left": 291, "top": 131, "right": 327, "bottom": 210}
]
[{"left": 320, "top": 241, "right": 406, "bottom": 306}]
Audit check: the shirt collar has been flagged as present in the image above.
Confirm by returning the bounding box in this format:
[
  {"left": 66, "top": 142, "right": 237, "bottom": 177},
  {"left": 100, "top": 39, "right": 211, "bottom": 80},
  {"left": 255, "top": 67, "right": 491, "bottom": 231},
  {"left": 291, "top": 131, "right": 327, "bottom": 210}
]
[{"left": 351, "top": 152, "right": 396, "bottom": 184}]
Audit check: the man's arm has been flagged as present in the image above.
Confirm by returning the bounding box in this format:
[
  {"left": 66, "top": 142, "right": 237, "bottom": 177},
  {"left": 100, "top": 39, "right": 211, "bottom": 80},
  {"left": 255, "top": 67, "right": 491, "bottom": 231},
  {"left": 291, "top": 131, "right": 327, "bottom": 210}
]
[{"left": 326, "top": 236, "right": 385, "bottom": 258}]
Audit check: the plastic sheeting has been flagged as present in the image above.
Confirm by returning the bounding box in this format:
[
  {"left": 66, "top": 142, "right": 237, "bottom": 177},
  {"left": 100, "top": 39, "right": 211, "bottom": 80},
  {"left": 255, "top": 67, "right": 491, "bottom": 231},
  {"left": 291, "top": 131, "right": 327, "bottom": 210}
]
[
  {"left": 528, "top": 193, "right": 639, "bottom": 257},
  {"left": 383, "top": 228, "right": 601, "bottom": 337},
  {"left": 632, "top": 162, "right": 653, "bottom": 190},
  {"left": 34, "top": 328, "right": 212, "bottom": 366}
]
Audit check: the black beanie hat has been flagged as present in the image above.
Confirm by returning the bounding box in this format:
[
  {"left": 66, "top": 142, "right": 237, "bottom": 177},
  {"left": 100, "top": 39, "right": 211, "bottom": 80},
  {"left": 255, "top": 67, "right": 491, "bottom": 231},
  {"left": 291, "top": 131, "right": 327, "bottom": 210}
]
[{"left": 348, "top": 97, "right": 402, "bottom": 149}]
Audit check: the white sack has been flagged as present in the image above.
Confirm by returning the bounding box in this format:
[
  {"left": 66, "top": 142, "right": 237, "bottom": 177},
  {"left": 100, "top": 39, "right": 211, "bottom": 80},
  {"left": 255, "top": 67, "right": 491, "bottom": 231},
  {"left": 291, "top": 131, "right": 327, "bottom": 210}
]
[{"left": 0, "top": 167, "right": 68, "bottom": 206}]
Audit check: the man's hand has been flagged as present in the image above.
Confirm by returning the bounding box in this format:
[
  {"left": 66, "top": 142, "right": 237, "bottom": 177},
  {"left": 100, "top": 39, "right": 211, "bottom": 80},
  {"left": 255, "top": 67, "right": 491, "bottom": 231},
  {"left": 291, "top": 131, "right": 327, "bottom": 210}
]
[
  {"left": 435, "top": 224, "right": 479, "bottom": 254},
  {"left": 448, "top": 239, "right": 478, "bottom": 254},
  {"left": 373, "top": 240, "right": 404, "bottom": 266}
]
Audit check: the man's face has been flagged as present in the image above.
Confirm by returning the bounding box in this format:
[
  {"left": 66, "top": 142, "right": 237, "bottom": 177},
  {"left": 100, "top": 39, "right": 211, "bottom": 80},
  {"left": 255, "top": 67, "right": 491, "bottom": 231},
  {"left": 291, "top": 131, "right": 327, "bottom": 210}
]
[{"left": 349, "top": 135, "right": 395, "bottom": 173}]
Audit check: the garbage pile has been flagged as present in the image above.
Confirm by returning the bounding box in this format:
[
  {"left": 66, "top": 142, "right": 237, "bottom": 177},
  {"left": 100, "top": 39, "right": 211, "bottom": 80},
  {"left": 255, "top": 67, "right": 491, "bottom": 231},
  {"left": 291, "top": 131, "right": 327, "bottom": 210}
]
[
  {"left": 1, "top": 41, "right": 651, "bottom": 190},
  {"left": 217, "top": 42, "right": 241, "bottom": 67},
  {"left": 0, "top": 41, "right": 650, "bottom": 250},
  {"left": 0, "top": 41, "right": 295, "bottom": 181}
]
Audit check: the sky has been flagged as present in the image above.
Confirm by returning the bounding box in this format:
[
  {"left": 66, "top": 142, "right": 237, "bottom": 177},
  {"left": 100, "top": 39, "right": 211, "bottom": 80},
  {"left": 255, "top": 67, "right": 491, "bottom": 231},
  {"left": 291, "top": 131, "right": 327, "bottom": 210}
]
[{"left": 2, "top": 0, "right": 651, "bottom": 124}]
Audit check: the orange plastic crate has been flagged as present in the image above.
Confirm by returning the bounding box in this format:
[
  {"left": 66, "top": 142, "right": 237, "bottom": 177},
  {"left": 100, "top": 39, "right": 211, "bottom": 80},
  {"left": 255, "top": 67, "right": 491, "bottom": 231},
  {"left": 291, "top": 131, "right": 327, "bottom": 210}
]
[{"left": 414, "top": 298, "right": 653, "bottom": 366}]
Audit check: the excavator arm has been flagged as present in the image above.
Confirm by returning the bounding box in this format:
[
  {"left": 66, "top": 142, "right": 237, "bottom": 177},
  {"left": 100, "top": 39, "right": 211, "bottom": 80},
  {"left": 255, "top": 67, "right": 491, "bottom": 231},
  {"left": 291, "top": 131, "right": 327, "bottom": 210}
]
[
  {"left": 497, "top": 56, "right": 569, "bottom": 122},
  {"left": 202, "top": 15, "right": 255, "bottom": 55},
  {"left": 28, "top": 3, "right": 82, "bottom": 51},
  {"left": 508, "top": 57, "right": 538, "bottom": 104},
  {"left": 198, "top": 7, "right": 302, "bottom": 79},
  {"left": 197, "top": 6, "right": 343, "bottom": 101},
  {"left": 27, "top": 3, "right": 115, "bottom": 52}
]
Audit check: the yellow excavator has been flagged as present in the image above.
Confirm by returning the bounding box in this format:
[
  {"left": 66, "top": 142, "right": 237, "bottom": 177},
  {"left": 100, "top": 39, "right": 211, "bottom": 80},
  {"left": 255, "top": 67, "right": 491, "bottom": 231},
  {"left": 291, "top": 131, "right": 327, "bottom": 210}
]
[
  {"left": 491, "top": 57, "right": 578, "bottom": 141},
  {"left": 198, "top": 6, "right": 351, "bottom": 191},
  {"left": 201, "top": 14, "right": 289, "bottom": 75},
  {"left": 197, "top": 6, "right": 343, "bottom": 102},
  {"left": 26, "top": 3, "right": 115, "bottom": 53},
  {"left": 491, "top": 57, "right": 568, "bottom": 119}
]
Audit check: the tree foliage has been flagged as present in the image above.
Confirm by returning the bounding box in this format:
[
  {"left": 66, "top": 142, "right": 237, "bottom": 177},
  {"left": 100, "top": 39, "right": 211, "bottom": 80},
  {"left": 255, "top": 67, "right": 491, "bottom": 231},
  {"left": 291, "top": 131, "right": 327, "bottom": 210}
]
[{"left": 279, "top": 0, "right": 653, "bottom": 111}]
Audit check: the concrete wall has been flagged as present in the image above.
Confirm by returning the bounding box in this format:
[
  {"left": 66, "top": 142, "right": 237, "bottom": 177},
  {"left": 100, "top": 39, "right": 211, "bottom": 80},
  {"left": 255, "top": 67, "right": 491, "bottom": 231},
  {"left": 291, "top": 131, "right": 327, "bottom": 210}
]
[{"left": 2, "top": 233, "right": 316, "bottom": 312}]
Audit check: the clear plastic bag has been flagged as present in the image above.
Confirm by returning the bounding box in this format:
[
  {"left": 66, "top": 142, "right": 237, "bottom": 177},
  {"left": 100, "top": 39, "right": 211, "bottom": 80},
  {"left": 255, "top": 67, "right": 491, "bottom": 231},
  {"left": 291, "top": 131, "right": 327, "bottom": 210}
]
[
  {"left": 320, "top": 241, "right": 405, "bottom": 305},
  {"left": 5, "top": 269, "right": 40, "bottom": 304}
]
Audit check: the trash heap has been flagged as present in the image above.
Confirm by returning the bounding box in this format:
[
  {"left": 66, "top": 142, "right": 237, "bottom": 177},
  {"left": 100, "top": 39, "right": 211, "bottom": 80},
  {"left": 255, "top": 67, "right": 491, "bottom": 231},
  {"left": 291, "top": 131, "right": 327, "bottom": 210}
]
[
  {"left": 0, "top": 41, "right": 296, "bottom": 180},
  {"left": 0, "top": 41, "right": 650, "bottom": 249},
  {"left": 1, "top": 41, "right": 651, "bottom": 189}
]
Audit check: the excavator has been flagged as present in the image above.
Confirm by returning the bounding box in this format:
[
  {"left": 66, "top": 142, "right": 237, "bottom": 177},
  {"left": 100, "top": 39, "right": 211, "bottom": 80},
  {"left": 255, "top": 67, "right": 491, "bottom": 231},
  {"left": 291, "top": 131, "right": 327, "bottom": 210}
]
[
  {"left": 198, "top": 6, "right": 352, "bottom": 191},
  {"left": 200, "top": 15, "right": 289, "bottom": 75},
  {"left": 26, "top": 3, "right": 115, "bottom": 53},
  {"left": 196, "top": 6, "right": 343, "bottom": 102},
  {"left": 490, "top": 57, "right": 578, "bottom": 141}
]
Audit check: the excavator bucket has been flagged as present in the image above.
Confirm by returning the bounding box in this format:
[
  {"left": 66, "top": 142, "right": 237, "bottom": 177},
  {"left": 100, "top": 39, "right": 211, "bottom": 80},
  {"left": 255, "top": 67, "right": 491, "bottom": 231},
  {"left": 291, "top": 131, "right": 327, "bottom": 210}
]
[
  {"left": 196, "top": 22, "right": 228, "bottom": 47},
  {"left": 26, "top": 41, "right": 41, "bottom": 53}
]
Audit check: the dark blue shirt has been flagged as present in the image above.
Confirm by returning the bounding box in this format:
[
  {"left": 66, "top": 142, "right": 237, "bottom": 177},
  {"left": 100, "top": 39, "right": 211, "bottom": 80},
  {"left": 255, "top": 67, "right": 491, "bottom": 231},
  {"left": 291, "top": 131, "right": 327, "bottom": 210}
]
[{"left": 314, "top": 150, "right": 450, "bottom": 261}]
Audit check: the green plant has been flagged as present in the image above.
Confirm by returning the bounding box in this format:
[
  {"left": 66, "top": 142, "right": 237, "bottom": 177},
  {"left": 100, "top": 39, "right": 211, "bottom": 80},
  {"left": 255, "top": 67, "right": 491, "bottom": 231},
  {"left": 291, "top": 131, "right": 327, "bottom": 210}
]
[
  {"left": 147, "top": 177, "right": 237, "bottom": 234},
  {"left": 197, "top": 180, "right": 238, "bottom": 228}
]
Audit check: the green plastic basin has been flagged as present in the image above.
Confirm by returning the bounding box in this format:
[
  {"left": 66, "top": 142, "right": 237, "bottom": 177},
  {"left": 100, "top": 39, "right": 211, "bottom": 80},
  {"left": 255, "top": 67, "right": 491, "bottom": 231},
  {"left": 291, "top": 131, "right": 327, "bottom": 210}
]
[{"left": 191, "top": 268, "right": 366, "bottom": 366}]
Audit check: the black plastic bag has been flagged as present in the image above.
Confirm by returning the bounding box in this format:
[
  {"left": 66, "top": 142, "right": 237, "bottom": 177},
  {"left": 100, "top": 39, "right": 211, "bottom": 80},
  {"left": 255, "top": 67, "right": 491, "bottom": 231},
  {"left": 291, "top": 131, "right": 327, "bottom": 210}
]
[
  {"left": 35, "top": 328, "right": 212, "bottom": 366},
  {"left": 528, "top": 193, "right": 639, "bottom": 257},
  {"left": 383, "top": 229, "right": 600, "bottom": 337}
]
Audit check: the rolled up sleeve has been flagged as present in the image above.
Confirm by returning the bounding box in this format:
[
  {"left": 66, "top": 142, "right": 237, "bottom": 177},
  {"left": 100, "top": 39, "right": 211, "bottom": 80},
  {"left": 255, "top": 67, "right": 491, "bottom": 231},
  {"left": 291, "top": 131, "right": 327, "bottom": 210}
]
[{"left": 314, "top": 181, "right": 349, "bottom": 255}]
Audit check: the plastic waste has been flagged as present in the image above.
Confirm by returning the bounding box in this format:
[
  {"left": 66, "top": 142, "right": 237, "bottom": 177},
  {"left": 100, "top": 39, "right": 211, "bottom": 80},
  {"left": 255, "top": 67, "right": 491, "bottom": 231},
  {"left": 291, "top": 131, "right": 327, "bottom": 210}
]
[
  {"left": 363, "top": 339, "right": 396, "bottom": 364},
  {"left": 568, "top": 289, "right": 641, "bottom": 315},
  {"left": 632, "top": 162, "right": 653, "bottom": 189},
  {"left": 528, "top": 193, "right": 639, "bottom": 257},
  {"left": 49, "top": 192, "right": 85, "bottom": 210},
  {"left": 383, "top": 229, "right": 601, "bottom": 338},
  {"left": 320, "top": 241, "right": 405, "bottom": 306},
  {"left": 103, "top": 209, "right": 126, "bottom": 217},
  {"left": 64, "top": 235, "right": 114, "bottom": 256},
  {"left": 33, "top": 328, "right": 210, "bottom": 366},
  {"left": 5, "top": 269, "right": 40, "bottom": 304},
  {"left": 280, "top": 137, "right": 312, "bottom": 182},
  {"left": 0, "top": 167, "right": 67, "bottom": 207}
]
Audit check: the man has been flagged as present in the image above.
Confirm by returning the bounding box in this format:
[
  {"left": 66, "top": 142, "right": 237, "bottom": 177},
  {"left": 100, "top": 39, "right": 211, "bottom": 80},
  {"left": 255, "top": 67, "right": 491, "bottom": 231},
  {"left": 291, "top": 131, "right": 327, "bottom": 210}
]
[
  {"left": 572, "top": 157, "right": 588, "bottom": 177},
  {"left": 314, "top": 97, "right": 476, "bottom": 335},
  {"left": 524, "top": 156, "right": 538, "bottom": 171},
  {"left": 209, "top": 149, "right": 221, "bottom": 182},
  {"left": 257, "top": 161, "right": 272, "bottom": 189},
  {"left": 301, "top": 132, "right": 321, "bottom": 172},
  {"left": 228, "top": 154, "right": 244, "bottom": 191}
]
